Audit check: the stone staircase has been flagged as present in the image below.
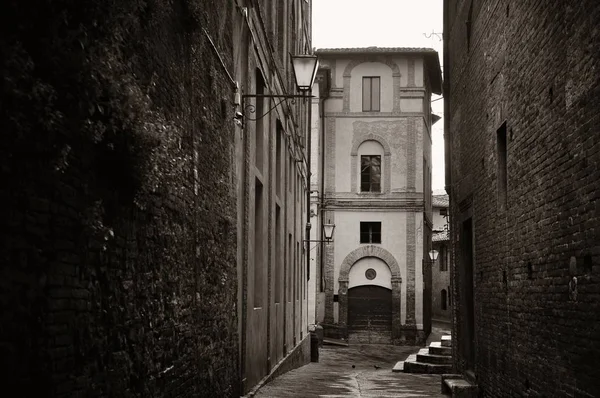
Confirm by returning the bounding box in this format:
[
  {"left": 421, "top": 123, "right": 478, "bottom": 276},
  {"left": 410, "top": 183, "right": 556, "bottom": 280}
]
[
  {"left": 393, "top": 335, "right": 478, "bottom": 396},
  {"left": 393, "top": 335, "right": 452, "bottom": 374}
]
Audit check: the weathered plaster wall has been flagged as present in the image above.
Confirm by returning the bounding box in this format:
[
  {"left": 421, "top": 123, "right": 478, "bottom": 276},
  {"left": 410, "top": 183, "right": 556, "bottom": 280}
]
[
  {"left": 315, "top": 52, "right": 435, "bottom": 345},
  {"left": 332, "top": 211, "right": 407, "bottom": 294}
]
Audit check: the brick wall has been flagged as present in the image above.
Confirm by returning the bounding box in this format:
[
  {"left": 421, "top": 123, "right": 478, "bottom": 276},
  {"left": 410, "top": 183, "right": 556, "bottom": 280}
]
[
  {"left": 0, "top": 0, "right": 239, "bottom": 396},
  {"left": 445, "top": 0, "right": 600, "bottom": 396}
]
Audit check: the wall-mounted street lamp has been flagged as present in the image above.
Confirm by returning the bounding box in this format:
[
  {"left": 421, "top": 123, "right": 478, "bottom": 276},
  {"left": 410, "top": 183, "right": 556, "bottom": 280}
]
[
  {"left": 291, "top": 54, "right": 320, "bottom": 91},
  {"left": 424, "top": 249, "right": 439, "bottom": 265},
  {"left": 237, "top": 54, "right": 319, "bottom": 123},
  {"left": 304, "top": 222, "right": 335, "bottom": 244}
]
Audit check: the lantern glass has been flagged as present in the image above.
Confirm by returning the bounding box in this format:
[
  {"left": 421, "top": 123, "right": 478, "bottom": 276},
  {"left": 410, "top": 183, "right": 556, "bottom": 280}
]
[
  {"left": 428, "top": 249, "right": 439, "bottom": 261},
  {"left": 323, "top": 223, "right": 335, "bottom": 240},
  {"left": 291, "top": 54, "right": 319, "bottom": 91}
]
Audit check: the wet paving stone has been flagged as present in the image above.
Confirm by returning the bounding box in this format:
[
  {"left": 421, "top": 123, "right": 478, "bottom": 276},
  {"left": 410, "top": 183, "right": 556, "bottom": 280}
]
[{"left": 254, "top": 344, "right": 445, "bottom": 398}]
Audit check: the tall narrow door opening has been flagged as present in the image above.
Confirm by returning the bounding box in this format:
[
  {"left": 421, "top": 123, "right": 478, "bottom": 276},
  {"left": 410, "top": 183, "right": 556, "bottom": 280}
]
[{"left": 460, "top": 217, "right": 475, "bottom": 371}]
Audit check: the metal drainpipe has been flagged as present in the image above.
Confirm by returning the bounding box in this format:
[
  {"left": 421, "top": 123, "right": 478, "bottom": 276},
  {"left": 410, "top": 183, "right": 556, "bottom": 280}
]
[
  {"left": 306, "top": 96, "right": 312, "bottom": 283},
  {"left": 319, "top": 94, "right": 329, "bottom": 292}
]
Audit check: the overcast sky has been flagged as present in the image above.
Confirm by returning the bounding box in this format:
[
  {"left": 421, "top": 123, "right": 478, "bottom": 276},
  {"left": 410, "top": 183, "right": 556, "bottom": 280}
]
[{"left": 312, "top": 0, "right": 446, "bottom": 192}]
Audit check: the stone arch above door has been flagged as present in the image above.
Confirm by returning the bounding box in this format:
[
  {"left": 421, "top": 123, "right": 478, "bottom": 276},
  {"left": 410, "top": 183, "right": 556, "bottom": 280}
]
[
  {"left": 337, "top": 245, "right": 403, "bottom": 344},
  {"left": 339, "top": 245, "right": 401, "bottom": 283}
]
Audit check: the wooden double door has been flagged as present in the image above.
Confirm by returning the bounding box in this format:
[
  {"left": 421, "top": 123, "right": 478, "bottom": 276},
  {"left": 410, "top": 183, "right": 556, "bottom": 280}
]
[{"left": 347, "top": 285, "right": 392, "bottom": 344}]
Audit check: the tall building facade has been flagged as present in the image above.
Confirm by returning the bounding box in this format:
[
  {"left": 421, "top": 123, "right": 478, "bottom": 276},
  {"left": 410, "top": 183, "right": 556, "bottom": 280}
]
[
  {"left": 311, "top": 48, "right": 442, "bottom": 345},
  {"left": 444, "top": 0, "right": 600, "bottom": 395},
  {"left": 233, "top": 0, "right": 315, "bottom": 393}
]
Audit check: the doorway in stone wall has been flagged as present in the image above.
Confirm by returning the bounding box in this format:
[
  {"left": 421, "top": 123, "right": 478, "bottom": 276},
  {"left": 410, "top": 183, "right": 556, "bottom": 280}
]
[
  {"left": 347, "top": 285, "right": 392, "bottom": 344},
  {"left": 460, "top": 217, "right": 475, "bottom": 371}
]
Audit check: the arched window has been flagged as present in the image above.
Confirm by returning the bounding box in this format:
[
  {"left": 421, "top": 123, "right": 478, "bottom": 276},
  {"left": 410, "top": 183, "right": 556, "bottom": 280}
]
[
  {"left": 441, "top": 289, "right": 447, "bottom": 311},
  {"left": 357, "top": 140, "right": 384, "bottom": 193}
]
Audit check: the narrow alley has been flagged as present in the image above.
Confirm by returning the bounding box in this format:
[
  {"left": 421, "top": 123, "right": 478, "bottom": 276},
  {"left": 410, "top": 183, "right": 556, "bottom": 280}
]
[
  {"left": 251, "top": 324, "right": 450, "bottom": 398},
  {"left": 2, "top": 0, "right": 599, "bottom": 397}
]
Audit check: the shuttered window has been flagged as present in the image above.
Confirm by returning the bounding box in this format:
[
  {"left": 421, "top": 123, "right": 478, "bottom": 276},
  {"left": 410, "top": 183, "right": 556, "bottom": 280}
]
[{"left": 362, "top": 77, "right": 380, "bottom": 112}]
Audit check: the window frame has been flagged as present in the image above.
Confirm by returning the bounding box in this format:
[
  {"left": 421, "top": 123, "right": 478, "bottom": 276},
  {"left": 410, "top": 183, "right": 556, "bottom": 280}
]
[
  {"left": 360, "top": 221, "right": 382, "bottom": 244},
  {"left": 360, "top": 155, "right": 382, "bottom": 193},
  {"left": 362, "top": 76, "right": 381, "bottom": 112}
]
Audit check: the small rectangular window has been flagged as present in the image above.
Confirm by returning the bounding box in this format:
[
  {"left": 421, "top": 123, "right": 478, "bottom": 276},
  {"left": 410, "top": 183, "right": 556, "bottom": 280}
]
[
  {"left": 360, "top": 222, "right": 382, "bottom": 244},
  {"left": 362, "top": 77, "right": 380, "bottom": 112},
  {"left": 360, "top": 155, "right": 381, "bottom": 192}
]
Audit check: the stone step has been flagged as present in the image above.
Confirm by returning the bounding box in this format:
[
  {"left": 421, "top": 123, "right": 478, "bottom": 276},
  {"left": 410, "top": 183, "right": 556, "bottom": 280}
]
[
  {"left": 404, "top": 360, "right": 452, "bottom": 374},
  {"left": 417, "top": 350, "right": 452, "bottom": 365},
  {"left": 392, "top": 360, "right": 407, "bottom": 372},
  {"left": 441, "top": 374, "right": 478, "bottom": 397},
  {"left": 392, "top": 353, "right": 416, "bottom": 373},
  {"left": 429, "top": 342, "right": 452, "bottom": 356},
  {"left": 441, "top": 335, "right": 452, "bottom": 347},
  {"left": 401, "top": 353, "right": 452, "bottom": 374}
]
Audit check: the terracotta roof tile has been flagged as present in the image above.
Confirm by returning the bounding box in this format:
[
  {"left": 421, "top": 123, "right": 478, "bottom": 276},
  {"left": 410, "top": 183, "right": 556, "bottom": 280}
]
[
  {"left": 433, "top": 230, "right": 449, "bottom": 242},
  {"left": 433, "top": 194, "right": 449, "bottom": 208},
  {"left": 316, "top": 47, "right": 437, "bottom": 54}
]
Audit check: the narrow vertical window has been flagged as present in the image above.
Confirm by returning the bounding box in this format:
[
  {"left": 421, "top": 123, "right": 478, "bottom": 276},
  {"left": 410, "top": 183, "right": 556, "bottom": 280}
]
[
  {"left": 466, "top": 0, "right": 473, "bottom": 51},
  {"left": 288, "top": 156, "right": 292, "bottom": 193},
  {"left": 255, "top": 69, "right": 265, "bottom": 171},
  {"left": 277, "top": 0, "right": 286, "bottom": 59},
  {"left": 288, "top": 233, "right": 292, "bottom": 302},
  {"left": 362, "top": 77, "right": 380, "bottom": 112},
  {"left": 276, "top": 121, "right": 283, "bottom": 196},
  {"left": 438, "top": 247, "right": 445, "bottom": 271},
  {"left": 441, "top": 289, "right": 447, "bottom": 310},
  {"left": 254, "top": 179, "right": 264, "bottom": 307},
  {"left": 275, "top": 205, "right": 282, "bottom": 303},
  {"left": 296, "top": 241, "right": 300, "bottom": 300},
  {"left": 497, "top": 122, "right": 508, "bottom": 209},
  {"left": 360, "top": 155, "right": 381, "bottom": 192}
]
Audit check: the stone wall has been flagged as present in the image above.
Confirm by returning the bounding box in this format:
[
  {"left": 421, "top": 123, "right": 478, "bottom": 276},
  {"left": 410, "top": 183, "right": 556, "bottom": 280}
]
[
  {"left": 445, "top": 0, "right": 600, "bottom": 396},
  {"left": 0, "top": 0, "right": 239, "bottom": 396}
]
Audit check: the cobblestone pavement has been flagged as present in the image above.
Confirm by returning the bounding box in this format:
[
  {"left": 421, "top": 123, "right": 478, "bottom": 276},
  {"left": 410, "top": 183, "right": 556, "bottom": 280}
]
[{"left": 253, "top": 343, "right": 445, "bottom": 398}]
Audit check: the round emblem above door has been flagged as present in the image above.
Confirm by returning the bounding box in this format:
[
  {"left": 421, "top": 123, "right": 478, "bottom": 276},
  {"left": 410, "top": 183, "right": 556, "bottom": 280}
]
[{"left": 365, "top": 268, "right": 377, "bottom": 280}]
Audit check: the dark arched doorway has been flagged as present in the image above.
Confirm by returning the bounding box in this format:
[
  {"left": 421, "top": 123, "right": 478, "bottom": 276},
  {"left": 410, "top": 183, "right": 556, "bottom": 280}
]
[{"left": 347, "top": 285, "right": 392, "bottom": 344}]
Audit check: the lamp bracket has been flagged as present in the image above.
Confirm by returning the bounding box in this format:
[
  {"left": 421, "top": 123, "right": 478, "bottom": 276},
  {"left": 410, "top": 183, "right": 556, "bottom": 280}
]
[
  {"left": 241, "top": 94, "right": 314, "bottom": 123},
  {"left": 304, "top": 239, "right": 333, "bottom": 245}
]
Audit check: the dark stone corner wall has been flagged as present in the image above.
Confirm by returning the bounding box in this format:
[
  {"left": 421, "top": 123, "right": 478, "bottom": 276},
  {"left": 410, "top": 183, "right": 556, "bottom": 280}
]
[
  {"left": 0, "top": 1, "right": 239, "bottom": 396},
  {"left": 445, "top": 0, "right": 600, "bottom": 396}
]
